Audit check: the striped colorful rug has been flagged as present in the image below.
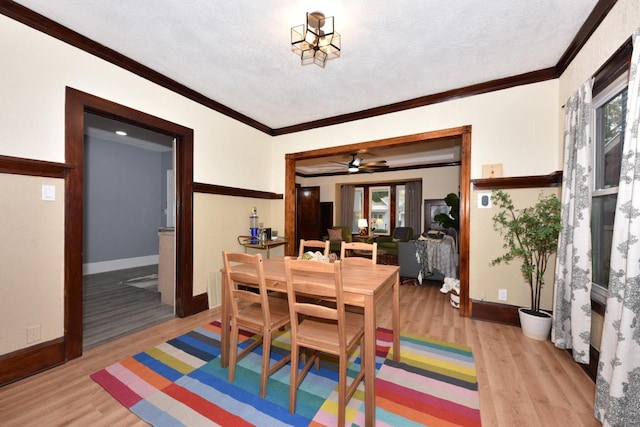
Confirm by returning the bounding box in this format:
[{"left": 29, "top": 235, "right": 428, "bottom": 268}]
[{"left": 91, "top": 321, "right": 481, "bottom": 426}]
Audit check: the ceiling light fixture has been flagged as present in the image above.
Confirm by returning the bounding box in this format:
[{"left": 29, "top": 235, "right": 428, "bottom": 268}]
[
  {"left": 115, "top": 130, "right": 127, "bottom": 136},
  {"left": 291, "top": 11, "right": 341, "bottom": 68}
]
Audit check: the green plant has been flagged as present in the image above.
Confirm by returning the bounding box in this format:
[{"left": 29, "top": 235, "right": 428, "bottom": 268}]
[
  {"left": 434, "top": 193, "right": 460, "bottom": 230},
  {"left": 490, "top": 190, "right": 561, "bottom": 313}
]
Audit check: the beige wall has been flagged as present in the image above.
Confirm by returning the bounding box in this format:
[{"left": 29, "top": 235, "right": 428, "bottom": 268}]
[
  {"left": 1, "top": 0, "right": 638, "bottom": 356},
  {"left": 0, "top": 174, "right": 64, "bottom": 353}
]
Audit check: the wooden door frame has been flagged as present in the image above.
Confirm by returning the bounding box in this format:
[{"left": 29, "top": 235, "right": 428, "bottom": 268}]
[
  {"left": 284, "top": 126, "right": 472, "bottom": 316},
  {"left": 64, "top": 87, "right": 195, "bottom": 360}
]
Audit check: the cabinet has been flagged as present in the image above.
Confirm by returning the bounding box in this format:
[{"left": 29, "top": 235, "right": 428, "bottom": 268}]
[{"left": 158, "top": 228, "right": 175, "bottom": 306}]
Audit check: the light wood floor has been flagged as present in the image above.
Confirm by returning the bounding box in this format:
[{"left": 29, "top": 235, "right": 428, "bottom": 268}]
[{"left": 0, "top": 281, "right": 599, "bottom": 427}]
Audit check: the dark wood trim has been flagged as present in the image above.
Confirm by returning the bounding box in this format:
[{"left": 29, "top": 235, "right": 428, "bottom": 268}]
[
  {"left": 471, "top": 300, "right": 521, "bottom": 326},
  {"left": 189, "top": 293, "right": 210, "bottom": 316},
  {"left": 65, "top": 87, "right": 197, "bottom": 361},
  {"left": 273, "top": 69, "right": 557, "bottom": 135},
  {"left": 1, "top": 2, "right": 616, "bottom": 135},
  {"left": 472, "top": 171, "right": 563, "bottom": 190},
  {"left": 296, "top": 161, "right": 462, "bottom": 179},
  {"left": 285, "top": 126, "right": 473, "bottom": 315},
  {"left": 193, "top": 182, "right": 283, "bottom": 199},
  {"left": 0, "top": 2, "right": 270, "bottom": 135},
  {"left": 591, "top": 297, "right": 606, "bottom": 317},
  {"left": 592, "top": 36, "right": 633, "bottom": 97},
  {"left": 556, "top": 0, "right": 619, "bottom": 75},
  {"left": 0, "top": 338, "right": 64, "bottom": 386},
  {"left": 583, "top": 345, "right": 599, "bottom": 382},
  {"left": 0, "top": 155, "right": 72, "bottom": 178}
]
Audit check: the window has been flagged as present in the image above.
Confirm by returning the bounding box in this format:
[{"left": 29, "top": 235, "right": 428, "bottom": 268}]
[
  {"left": 369, "top": 186, "right": 390, "bottom": 235},
  {"left": 591, "top": 74, "right": 627, "bottom": 292},
  {"left": 396, "top": 185, "right": 406, "bottom": 227}
]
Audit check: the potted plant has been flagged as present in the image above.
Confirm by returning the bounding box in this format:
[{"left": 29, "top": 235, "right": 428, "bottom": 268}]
[{"left": 490, "top": 190, "right": 561, "bottom": 340}]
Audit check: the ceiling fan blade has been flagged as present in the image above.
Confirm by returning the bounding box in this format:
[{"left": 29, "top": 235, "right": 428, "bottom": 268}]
[{"left": 360, "top": 160, "right": 387, "bottom": 167}]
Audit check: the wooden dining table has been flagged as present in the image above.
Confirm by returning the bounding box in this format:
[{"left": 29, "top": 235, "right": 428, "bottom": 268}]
[{"left": 220, "top": 256, "right": 400, "bottom": 426}]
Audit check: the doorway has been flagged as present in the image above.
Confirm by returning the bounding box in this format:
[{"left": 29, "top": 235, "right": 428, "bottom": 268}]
[
  {"left": 64, "top": 87, "right": 197, "bottom": 361},
  {"left": 284, "top": 126, "right": 471, "bottom": 316},
  {"left": 82, "top": 113, "right": 176, "bottom": 350}
]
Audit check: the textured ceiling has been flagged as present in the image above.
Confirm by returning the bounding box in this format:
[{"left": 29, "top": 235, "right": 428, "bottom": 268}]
[{"left": 13, "top": 0, "right": 599, "bottom": 130}]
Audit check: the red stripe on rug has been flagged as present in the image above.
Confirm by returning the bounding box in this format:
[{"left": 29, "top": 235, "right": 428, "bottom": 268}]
[
  {"left": 90, "top": 369, "right": 143, "bottom": 408},
  {"left": 163, "top": 382, "right": 253, "bottom": 426},
  {"left": 377, "top": 377, "right": 481, "bottom": 426}
]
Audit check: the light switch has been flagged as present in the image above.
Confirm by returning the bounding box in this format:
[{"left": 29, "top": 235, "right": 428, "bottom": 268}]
[
  {"left": 42, "top": 185, "right": 55, "bottom": 201},
  {"left": 478, "top": 193, "right": 492, "bottom": 208}
]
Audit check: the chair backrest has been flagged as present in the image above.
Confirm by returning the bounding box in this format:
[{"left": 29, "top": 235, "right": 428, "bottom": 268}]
[
  {"left": 283, "top": 257, "right": 347, "bottom": 344},
  {"left": 222, "top": 251, "right": 271, "bottom": 320},
  {"left": 392, "top": 227, "right": 414, "bottom": 241},
  {"left": 340, "top": 241, "right": 377, "bottom": 265},
  {"left": 298, "top": 239, "right": 330, "bottom": 258}
]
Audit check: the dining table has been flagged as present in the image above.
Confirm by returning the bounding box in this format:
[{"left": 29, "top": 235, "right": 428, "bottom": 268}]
[{"left": 220, "top": 256, "right": 400, "bottom": 427}]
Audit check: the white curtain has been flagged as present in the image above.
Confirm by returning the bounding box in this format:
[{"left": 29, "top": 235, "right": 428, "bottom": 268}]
[
  {"left": 595, "top": 28, "right": 640, "bottom": 427},
  {"left": 551, "top": 81, "right": 593, "bottom": 364}
]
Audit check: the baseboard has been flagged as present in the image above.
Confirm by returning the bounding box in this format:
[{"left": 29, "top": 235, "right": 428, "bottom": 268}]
[
  {"left": 0, "top": 338, "right": 65, "bottom": 386},
  {"left": 83, "top": 255, "right": 159, "bottom": 275},
  {"left": 570, "top": 345, "right": 598, "bottom": 383},
  {"left": 471, "top": 299, "right": 521, "bottom": 326}
]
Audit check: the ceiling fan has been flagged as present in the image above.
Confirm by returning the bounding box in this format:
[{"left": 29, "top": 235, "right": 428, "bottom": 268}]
[{"left": 333, "top": 153, "right": 389, "bottom": 173}]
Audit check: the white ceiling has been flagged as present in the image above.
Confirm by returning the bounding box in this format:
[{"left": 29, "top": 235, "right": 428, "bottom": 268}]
[{"left": 14, "top": 0, "right": 599, "bottom": 131}]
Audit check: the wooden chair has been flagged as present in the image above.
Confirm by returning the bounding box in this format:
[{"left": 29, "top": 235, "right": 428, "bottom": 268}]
[
  {"left": 221, "top": 251, "right": 291, "bottom": 398},
  {"left": 340, "top": 241, "right": 378, "bottom": 265},
  {"left": 298, "top": 239, "right": 330, "bottom": 258},
  {"left": 283, "top": 257, "right": 365, "bottom": 426}
]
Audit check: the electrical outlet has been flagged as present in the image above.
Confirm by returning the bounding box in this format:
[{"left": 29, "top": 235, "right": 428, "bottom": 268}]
[
  {"left": 26, "top": 325, "right": 41, "bottom": 344},
  {"left": 498, "top": 289, "right": 508, "bottom": 301}
]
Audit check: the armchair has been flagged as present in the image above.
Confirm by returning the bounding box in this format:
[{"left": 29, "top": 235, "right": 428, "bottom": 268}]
[
  {"left": 375, "top": 227, "right": 414, "bottom": 256},
  {"left": 322, "top": 226, "right": 352, "bottom": 254}
]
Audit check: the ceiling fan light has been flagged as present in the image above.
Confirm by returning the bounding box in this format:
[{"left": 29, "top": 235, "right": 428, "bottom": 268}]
[{"left": 348, "top": 163, "right": 359, "bottom": 173}]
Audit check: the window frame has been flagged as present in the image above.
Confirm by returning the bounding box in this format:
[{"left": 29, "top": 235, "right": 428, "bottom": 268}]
[{"left": 590, "top": 72, "right": 628, "bottom": 303}]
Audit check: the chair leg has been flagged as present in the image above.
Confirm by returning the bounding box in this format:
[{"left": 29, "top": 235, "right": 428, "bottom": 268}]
[
  {"left": 228, "top": 324, "right": 239, "bottom": 383},
  {"left": 337, "top": 353, "right": 347, "bottom": 426},
  {"left": 259, "top": 330, "right": 271, "bottom": 398},
  {"left": 289, "top": 344, "right": 299, "bottom": 414}
]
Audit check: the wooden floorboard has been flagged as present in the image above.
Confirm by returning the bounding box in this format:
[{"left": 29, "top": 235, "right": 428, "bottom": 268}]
[
  {"left": 83, "top": 265, "right": 175, "bottom": 350},
  {"left": 0, "top": 280, "right": 599, "bottom": 426}
]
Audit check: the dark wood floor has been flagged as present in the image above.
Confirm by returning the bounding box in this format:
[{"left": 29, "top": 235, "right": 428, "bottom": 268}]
[{"left": 83, "top": 265, "right": 175, "bottom": 350}]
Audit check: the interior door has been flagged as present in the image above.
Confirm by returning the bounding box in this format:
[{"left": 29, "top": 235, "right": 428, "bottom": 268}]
[{"left": 296, "top": 186, "right": 321, "bottom": 245}]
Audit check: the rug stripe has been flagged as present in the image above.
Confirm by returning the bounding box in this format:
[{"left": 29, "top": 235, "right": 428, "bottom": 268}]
[
  {"left": 163, "top": 382, "right": 252, "bottom": 426},
  {"left": 132, "top": 398, "right": 187, "bottom": 427},
  {"left": 90, "top": 369, "right": 143, "bottom": 408},
  {"left": 167, "top": 333, "right": 220, "bottom": 362},
  {"left": 155, "top": 342, "right": 208, "bottom": 370},
  {"left": 186, "top": 366, "right": 312, "bottom": 425},
  {"left": 105, "top": 362, "right": 160, "bottom": 399},
  {"left": 377, "top": 378, "right": 481, "bottom": 425},
  {"left": 120, "top": 357, "right": 175, "bottom": 391},
  {"left": 379, "top": 363, "right": 480, "bottom": 405},
  {"left": 133, "top": 351, "right": 186, "bottom": 382},
  {"left": 145, "top": 346, "right": 198, "bottom": 375}
]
